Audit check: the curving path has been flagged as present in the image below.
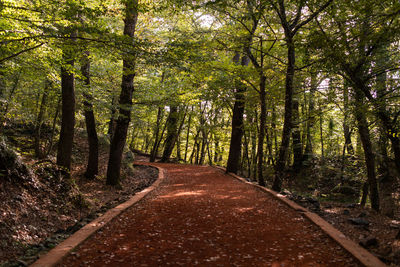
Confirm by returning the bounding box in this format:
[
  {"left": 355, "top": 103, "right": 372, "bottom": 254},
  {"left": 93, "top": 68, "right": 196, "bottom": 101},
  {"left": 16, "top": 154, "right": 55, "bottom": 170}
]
[{"left": 58, "top": 164, "right": 363, "bottom": 266}]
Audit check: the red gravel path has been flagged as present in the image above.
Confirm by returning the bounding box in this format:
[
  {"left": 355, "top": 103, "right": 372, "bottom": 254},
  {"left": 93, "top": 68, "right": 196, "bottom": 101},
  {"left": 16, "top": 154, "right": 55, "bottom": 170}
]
[{"left": 59, "top": 164, "right": 362, "bottom": 266}]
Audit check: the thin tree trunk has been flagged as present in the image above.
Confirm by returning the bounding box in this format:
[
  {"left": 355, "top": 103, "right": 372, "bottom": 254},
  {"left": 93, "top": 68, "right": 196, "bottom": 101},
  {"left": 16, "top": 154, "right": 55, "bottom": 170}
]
[
  {"left": 320, "top": 106, "right": 324, "bottom": 160},
  {"left": 34, "top": 81, "right": 49, "bottom": 159},
  {"left": 81, "top": 51, "right": 98, "bottom": 179},
  {"left": 303, "top": 73, "right": 317, "bottom": 160},
  {"left": 272, "top": 106, "right": 278, "bottom": 157},
  {"left": 343, "top": 83, "right": 354, "bottom": 155},
  {"left": 184, "top": 106, "right": 193, "bottom": 162},
  {"left": 176, "top": 107, "right": 188, "bottom": 161},
  {"left": 46, "top": 98, "right": 61, "bottom": 156},
  {"left": 0, "top": 63, "right": 4, "bottom": 99},
  {"left": 106, "top": 0, "right": 138, "bottom": 186},
  {"left": 257, "top": 75, "right": 267, "bottom": 186},
  {"left": 150, "top": 106, "right": 164, "bottom": 162},
  {"left": 108, "top": 95, "right": 117, "bottom": 139},
  {"left": 292, "top": 95, "right": 302, "bottom": 171},
  {"left": 161, "top": 106, "right": 179, "bottom": 162},
  {"left": 360, "top": 182, "right": 369, "bottom": 207}
]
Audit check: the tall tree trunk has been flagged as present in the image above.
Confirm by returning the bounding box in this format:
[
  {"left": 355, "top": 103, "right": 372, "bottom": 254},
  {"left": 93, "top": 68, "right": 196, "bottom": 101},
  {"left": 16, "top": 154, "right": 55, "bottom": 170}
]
[
  {"left": 291, "top": 94, "right": 302, "bottom": 171},
  {"left": 271, "top": 106, "right": 278, "bottom": 157},
  {"left": 106, "top": 0, "right": 138, "bottom": 186},
  {"left": 150, "top": 106, "right": 164, "bottom": 162},
  {"left": 353, "top": 87, "right": 379, "bottom": 211},
  {"left": 273, "top": 37, "right": 295, "bottom": 192},
  {"left": 184, "top": 106, "right": 193, "bottom": 162},
  {"left": 0, "top": 63, "right": 5, "bottom": 129},
  {"left": 57, "top": 32, "right": 77, "bottom": 172},
  {"left": 0, "top": 63, "right": 4, "bottom": 99},
  {"left": 351, "top": 75, "right": 400, "bottom": 177},
  {"left": 303, "top": 73, "right": 317, "bottom": 160},
  {"left": 257, "top": 75, "right": 267, "bottom": 186},
  {"left": 108, "top": 95, "right": 117, "bottom": 139},
  {"left": 376, "top": 46, "right": 396, "bottom": 217},
  {"left": 46, "top": 98, "right": 61, "bottom": 156},
  {"left": 34, "top": 81, "right": 49, "bottom": 159},
  {"left": 319, "top": 105, "right": 325, "bottom": 160},
  {"left": 81, "top": 51, "right": 98, "bottom": 179},
  {"left": 343, "top": 83, "right": 354, "bottom": 155},
  {"left": 160, "top": 106, "right": 179, "bottom": 162},
  {"left": 226, "top": 52, "right": 250, "bottom": 174}
]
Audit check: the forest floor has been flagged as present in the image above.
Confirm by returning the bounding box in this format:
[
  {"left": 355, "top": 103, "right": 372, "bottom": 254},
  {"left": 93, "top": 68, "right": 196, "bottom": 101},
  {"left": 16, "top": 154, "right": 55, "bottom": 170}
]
[
  {"left": 59, "top": 163, "right": 363, "bottom": 267},
  {"left": 0, "top": 127, "right": 158, "bottom": 266},
  {"left": 1, "top": 123, "right": 399, "bottom": 266}
]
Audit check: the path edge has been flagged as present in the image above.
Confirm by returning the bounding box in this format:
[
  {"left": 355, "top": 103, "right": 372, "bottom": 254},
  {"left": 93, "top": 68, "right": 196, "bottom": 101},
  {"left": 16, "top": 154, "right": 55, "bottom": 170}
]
[
  {"left": 30, "top": 163, "right": 165, "bottom": 267},
  {"left": 214, "top": 166, "right": 386, "bottom": 267}
]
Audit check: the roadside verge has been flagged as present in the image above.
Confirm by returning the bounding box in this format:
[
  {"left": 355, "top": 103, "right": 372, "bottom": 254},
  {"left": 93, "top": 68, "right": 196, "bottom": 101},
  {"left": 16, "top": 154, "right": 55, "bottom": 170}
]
[{"left": 30, "top": 164, "right": 165, "bottom": 267}]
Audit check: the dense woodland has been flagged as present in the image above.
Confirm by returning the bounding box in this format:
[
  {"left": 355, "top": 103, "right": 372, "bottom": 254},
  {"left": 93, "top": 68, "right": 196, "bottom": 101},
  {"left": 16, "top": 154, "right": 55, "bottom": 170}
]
[{"left": 1, "top": 0, "right": 400, "bottom": 219}]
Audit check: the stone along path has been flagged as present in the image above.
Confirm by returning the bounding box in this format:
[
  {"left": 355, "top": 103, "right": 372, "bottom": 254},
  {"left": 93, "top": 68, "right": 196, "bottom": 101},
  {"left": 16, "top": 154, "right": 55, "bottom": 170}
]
[{"left": 59, "top": 164, "right": 362, "bottom": 266}]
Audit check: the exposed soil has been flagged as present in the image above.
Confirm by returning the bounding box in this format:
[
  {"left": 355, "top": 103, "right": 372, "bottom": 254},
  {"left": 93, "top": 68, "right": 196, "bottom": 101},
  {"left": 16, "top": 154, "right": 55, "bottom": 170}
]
[
  {"left": 59, "top": 164, "right": 363, "bottom": 267},
  {"left": 0, "top": 129, "right": 158, "bottom": 266}
]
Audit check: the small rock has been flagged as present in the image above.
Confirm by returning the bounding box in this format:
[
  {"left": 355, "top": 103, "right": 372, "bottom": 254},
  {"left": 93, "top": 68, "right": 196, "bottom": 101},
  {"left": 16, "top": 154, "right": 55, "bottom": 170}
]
[
  {"left": 306, "top": 197, "right": 319, "bottom": 204},
  {"left": 343, "top": 209, "right": 350, "bottom": 215},
  {"left": 358, "top": 212, "right": 368, "bottom": 218},
  {"left": 359, "top": 237, "right": 378, "bottom": 248},
  {"left": 349, "top": 218, "right": 370, "bottom": 226},
  {"left": 281, "top": 189, "right": 292, "bottom": 196},
  {"left": 17, "top": 259, "right": 28, "bottom": 266}
]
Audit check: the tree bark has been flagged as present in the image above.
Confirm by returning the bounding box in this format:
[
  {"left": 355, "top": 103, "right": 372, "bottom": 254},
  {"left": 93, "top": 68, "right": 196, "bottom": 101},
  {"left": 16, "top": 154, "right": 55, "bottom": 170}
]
[
  {"left": 0, "top": 63, "right": 4, "bottom": 99},
  {"left": 81, "top": 51, "right": 99, "bottom": 179},
  {"left": 34, "top": 81, "right": 49, "bottom": 159},
  {"left": 184, "top": 106, "right": 193, "bottom": 162},
  {"left": 108, "top": 95, "right": 117, "bottom": 139},
  {"left": 257, "top": 74, "right": 267, "bottom": 186},
  {"left": 160, "top": 106, "right": 179, "bottom": 162},
  {"left": 375, "top": 46, "right": 396, "bottom": 217},
  {"left": 353, "top": 87, "right": 379, "bottom": 211},
  {"left": 303, "top": 73, "right": 317, "bottom": 160},
  {"left": 273, "top": 37, "right": 295, "bottom": 192},
  {"left": 150, "top": 106, "right": 164, "bottom": 162},
  {"left": 46, "top": 98, "right": 61, "bottom": 156},
  {"left": 292, "top": 95, "right": 302, "bottom": 171},
  {"left": 106, "top": 0, "right": 138, "bottom": 186},
  {"left": 343, "top": 83, "right": 354, "bottom": 155},
  {"left": 57, "top": 32, "right": 77, "bottom": 172},
  {"left": 226, "top": 52, "right": 250, "bottom": 174}
]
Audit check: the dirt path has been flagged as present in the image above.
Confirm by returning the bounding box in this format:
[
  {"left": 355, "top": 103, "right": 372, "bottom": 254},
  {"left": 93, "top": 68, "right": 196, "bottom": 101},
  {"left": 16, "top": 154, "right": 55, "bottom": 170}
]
[{"left": 59, "top": 164, "right": 362, "bottom": 266}]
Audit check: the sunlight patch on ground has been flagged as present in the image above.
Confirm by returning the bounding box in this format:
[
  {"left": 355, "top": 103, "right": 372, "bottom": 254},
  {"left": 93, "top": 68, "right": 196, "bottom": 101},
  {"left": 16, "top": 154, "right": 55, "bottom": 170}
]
[
  {"left": 158, "top": 190, "right": 206, "bottom": 198},
  {"left": 235, "top": 207, "right": 254, "bottom": 213}
]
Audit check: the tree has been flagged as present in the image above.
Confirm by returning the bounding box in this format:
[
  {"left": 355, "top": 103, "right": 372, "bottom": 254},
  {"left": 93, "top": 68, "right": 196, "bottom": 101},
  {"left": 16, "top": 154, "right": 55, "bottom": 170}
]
[
  {"left": 310, "top": 0, "right": 400, "bottom": 211},
  {"left": 56, "top": 30, "right": 77, "bottom": 172},
  {"left": 161, "top": 105, "right": 179, "bottom": 162},
  {"left": 106, "top": 0, "right": 138, "bottom": 186},
  {"left": 81, "top": 51, "right": 99, "bottom": 179},
  {"left": 272, "top": 0, "right": 333, "bottom": 192}
]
